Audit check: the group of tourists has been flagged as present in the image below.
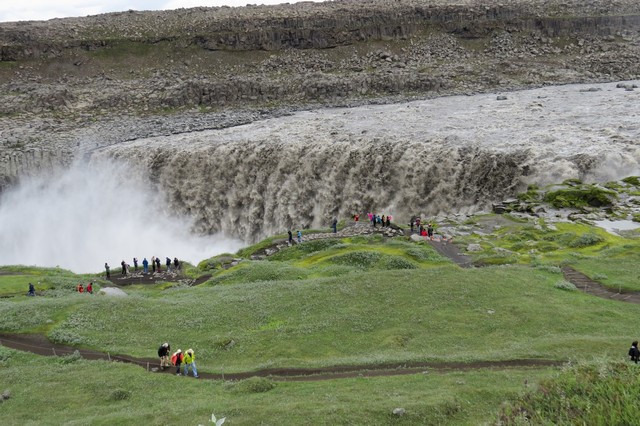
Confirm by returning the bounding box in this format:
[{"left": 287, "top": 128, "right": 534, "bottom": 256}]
[
  {"left": 287, "top": 229, "right": 303, "bottom": 245},
  {"left": 76, "top": 282, "right": 94, "bottom": 294},
  {"left": 158, "top": 342, "right": 198, "bottom": 377},
  {"left": 368, "top": 213, "right": 392, "bottom": 228},
  {"left": 104, "top": 256, "right": 181, "bottom": 278}
]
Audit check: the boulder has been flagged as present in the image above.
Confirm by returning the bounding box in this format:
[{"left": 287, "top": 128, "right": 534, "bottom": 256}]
[
  {"left": 392, "top": 408, "right": 406, "bottom": 416},
  {"left": 98, "top": 287, "right": 128, "bottom": 297},
  {"left": 467, "top": 243, "right": 482, "bottom": 252}
]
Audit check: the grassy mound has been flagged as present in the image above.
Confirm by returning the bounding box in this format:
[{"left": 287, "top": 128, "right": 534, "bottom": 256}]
[{"left": 499, "top": 361, "right": 640, "bottom": 424}]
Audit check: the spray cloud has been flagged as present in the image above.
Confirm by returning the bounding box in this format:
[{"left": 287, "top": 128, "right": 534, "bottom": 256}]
[{"left": 0, "top": 159, "right": 242, "bottom": 273}]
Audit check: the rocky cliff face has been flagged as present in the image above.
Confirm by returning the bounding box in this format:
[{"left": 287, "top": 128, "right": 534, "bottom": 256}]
[{"left": 0, "top": 0, "right": 639, "bottom": 240}]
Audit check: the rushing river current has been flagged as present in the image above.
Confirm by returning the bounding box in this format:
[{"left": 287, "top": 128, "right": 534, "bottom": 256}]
[{"left": 1, "top": 81, "right": 639, "bottom": 272}]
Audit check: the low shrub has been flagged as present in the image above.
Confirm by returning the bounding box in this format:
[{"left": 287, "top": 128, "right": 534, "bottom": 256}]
[
  {"left": 622, "top": 176, "right": 640, "bottom": 186},
  {"left": 535, "top": 265, "right": 562, "bottom": 274},
  {"left": 208, "top": 262, "right": 309, "bottom": 285},
  {"left": 311, "top": 264, "right": 355, "bottom": 277},
  {"left": 198, "top": 255, "right": 235, "bottom": 271},
  {"left": 406, "top": 247, "right": 440, "bottom": 261},
  {"left": 331, "top": 251, "right": 381, "bottom": 268},
  {"left": 59, "top": 350, "right": 83, "bottom": 364},
  {"left": 227, "top": 377, "right": 275, "bottom": 394},
  {"left": 383, "top": 256, "right": 418, "bottom": 270},
  {"left": 517, "top": 186, "right": 542, "bottom": 203},
  {"left": 534, "top": 241, "right": 560, "bottom": 252},
  {"left": 498, "top": 362, "right": 640, "bottom": 424},
  {"left": 568, "top": 233, "right": 604, "bottom": 248},
  {"left": 544, "top": 186, "right": 615, "bottom": 208},
  {"left": 109, "top": 389, "right": 132, "bottom": 401},
  {"left": 554, "top": 280, "right": 577, "bottom": 291},
  {"left": 48, "top": 330, "right": 87, "bottom": 346}
]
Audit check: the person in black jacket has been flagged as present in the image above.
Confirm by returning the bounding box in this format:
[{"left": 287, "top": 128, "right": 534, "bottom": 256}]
[
  {"left": 629, "top": 341, "right": 640, "bottom": 363},
  {"left": 158, "top": 342, "right": 171, "bottom": 369}
]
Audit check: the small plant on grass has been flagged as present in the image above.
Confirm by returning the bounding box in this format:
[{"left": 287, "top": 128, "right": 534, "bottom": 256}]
[
  {"left": 49, "top": 330, "right": 86, "bottom": 346},
  {"left": 554, "top": 280, "right": 577, "bottom": 291},
  {"left": 383, "top": 256, "right": 418, "bottom": 270},
  {"left": 226, "top": 377, "right": 275, "bottom": 393},
  {"left": 109, "top": 388, "right": 132, "bottom": 401},
  {"left": 535, "top": 265, "right": 562, "bottom": 274},
  {"left": 208, "top": 414, "right": 226, "bottom": 426},
  {"left": 59, "top": 350, "right": 83, "bottom": 364},
  {"left": 331, "top": 251, "right": 381, "bottom": 268},
  {"left": 568, "top": 233, "right": 604, "bottom": 248}
]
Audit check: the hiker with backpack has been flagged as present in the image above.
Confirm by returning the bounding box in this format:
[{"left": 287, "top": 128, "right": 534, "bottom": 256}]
[
  {"left": 171, "top": 349, "right": 183, "bottom": 375},
  {"left": 629, "top": 341, "right": 640, "bottom": 363},
  {"left": 158, "top": 342, "right": 171, "bottom": 369}
]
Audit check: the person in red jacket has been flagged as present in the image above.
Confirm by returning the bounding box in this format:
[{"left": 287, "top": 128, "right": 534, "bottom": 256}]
[
  {"left": 172, "top": 349, "right": 183, "bottom": 375},
  {"left": 77, "top": 283, "right": 84, "bottom": 293},
  {"left": 86, "top": 282, "right": 93, "bottom": 294}
]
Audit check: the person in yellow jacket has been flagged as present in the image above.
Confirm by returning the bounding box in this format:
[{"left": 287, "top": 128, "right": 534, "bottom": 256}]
[{"left": 183, "top": 348, "right": 198, "bottom": 378}]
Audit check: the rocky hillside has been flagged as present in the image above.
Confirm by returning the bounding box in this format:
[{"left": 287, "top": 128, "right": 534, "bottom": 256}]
[{"left": 1, "top": 0, "right": 639, "bottom": 118}]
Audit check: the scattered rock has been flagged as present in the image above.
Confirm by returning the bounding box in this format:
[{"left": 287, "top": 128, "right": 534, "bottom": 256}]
[
  {"left": 1, "top": 390, "right": 10, "bottom": 401},
  {"left": 98, "top": 287, "right": 128, "bottom": 297},
  {"left": 467, "top": 244, "right": 483, "bottom": 252},
  {"left": 392, "top": 408, "right": 406, "bottom": 416},
  {"left": 496, "top": 95, "right": 508, "bottom": 100}
]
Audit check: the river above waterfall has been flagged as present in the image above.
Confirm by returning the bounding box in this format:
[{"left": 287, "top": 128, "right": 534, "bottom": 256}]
[{"left": 1, "top": 81, "right": 639, "bottom": 272}]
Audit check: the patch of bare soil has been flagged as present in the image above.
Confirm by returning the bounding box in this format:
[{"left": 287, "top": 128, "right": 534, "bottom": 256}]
[
  {"left": 0, "top": 333, "right": 563, "bottom": 382},
  {"left": 427, "top": 239, "right": 473, "bottom": 268}
]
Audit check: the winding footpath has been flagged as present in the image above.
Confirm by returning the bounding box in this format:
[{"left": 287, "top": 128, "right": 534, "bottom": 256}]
[
  {"left": 2, "top": 227, "right": 636, "bottom": 381},
  {"left": 0, "top": 333, "right": 562, "bottom": 381}
]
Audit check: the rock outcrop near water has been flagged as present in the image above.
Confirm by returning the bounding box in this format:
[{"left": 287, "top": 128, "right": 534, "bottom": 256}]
[{"left": 1, "top": 0, "right": 639, "bottom": 241}]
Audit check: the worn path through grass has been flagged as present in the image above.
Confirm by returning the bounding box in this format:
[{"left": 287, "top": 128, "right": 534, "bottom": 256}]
[{"left": 0, "top": 333, "right": 563, "bottom": 382}]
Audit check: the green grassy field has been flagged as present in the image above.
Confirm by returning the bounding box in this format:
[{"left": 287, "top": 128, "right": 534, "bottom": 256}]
[
  {"left": 0, "top": 345, "right": 556, "bottom": 425},
  {"left": 0, "top": 209, "right": 639, "bottom": 425}
]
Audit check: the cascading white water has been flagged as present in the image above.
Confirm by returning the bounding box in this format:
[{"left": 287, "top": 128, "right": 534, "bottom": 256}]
[
  {"left": 0, "top": 81, "right": 639, "bottom": 269},
  {"left": 0, "top": 160, "right": 242, "bottom": 273},
  {"left": 97, "top": 81, "right": 640, "bottom": 241}
]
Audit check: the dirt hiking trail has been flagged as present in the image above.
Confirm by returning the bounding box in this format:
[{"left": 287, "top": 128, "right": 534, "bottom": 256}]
[{"left": 0, "top": 333, "right": 563, "bottom": 382}]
